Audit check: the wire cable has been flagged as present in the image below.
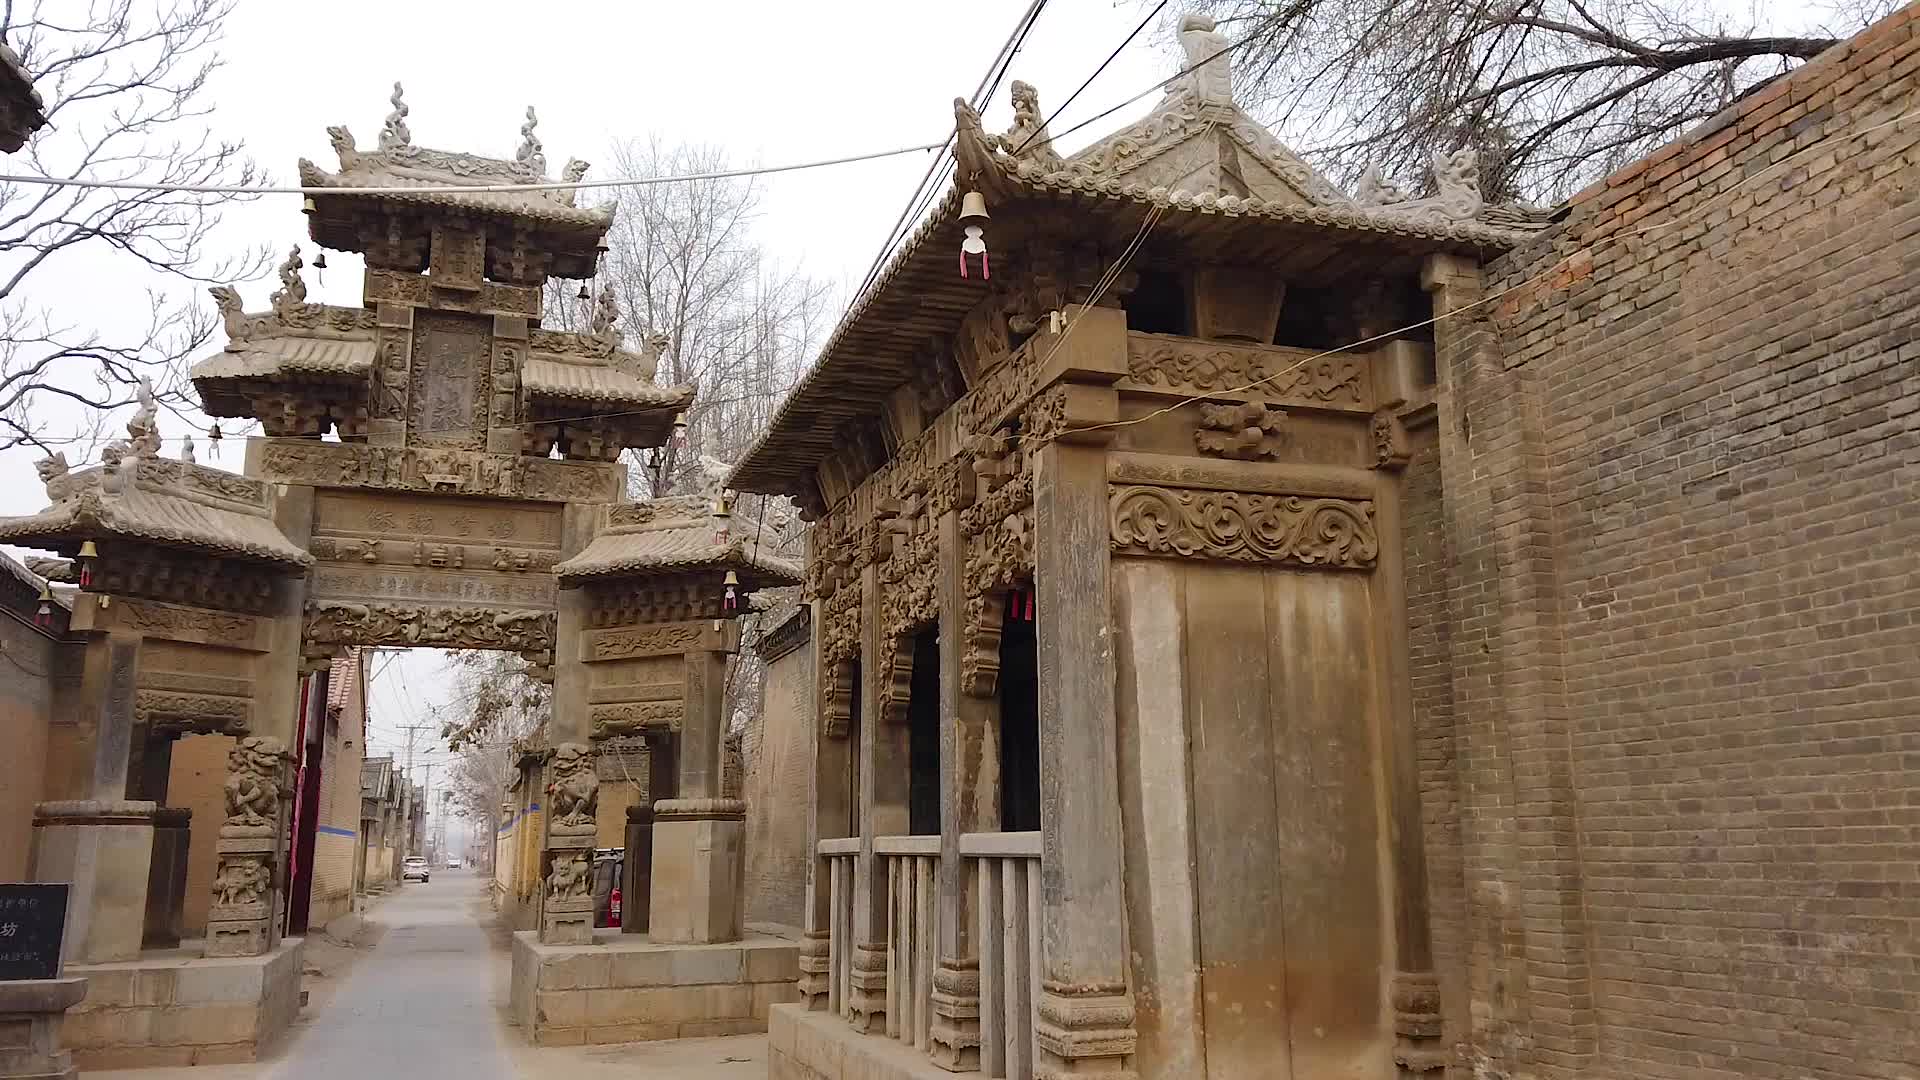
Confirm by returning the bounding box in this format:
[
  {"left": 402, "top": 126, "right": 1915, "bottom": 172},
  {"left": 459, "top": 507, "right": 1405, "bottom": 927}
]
[{"left": 1013, "top": 0, "right": 1168, "bottom": 157}]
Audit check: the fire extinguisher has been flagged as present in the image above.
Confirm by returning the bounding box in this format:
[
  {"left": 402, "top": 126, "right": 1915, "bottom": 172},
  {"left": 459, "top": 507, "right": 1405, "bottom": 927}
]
[{"left": 609, "top": 885, "right": 622, "bottom": 929}]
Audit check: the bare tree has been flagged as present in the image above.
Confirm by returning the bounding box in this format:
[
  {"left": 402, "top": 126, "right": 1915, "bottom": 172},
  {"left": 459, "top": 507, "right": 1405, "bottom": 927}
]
[
  {"left": 440, "top": 651, "right": 549, "bottom": 868},
  {"left": 1177, "top": 0, "right": 1887, "bottom": 202},
  {"left": 0, "top": 0, "right": 268, "bottom": 454},
  {"left": 544, "top": 137, "right": 834, "bottom": 497}
]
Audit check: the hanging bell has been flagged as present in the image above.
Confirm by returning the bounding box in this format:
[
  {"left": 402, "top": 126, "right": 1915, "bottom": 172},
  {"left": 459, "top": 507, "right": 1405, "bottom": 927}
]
[
  {"left": 76, "top": 540, "right": 98, "bottom": 588},
  {"left": 313, "top": 253, "right": 328, "bottom": 270},
  {"left": 577, "top": 284, "right": 590, "bottom": 301},
  {"left": 722, "top": 569, "right": 740, "bottom": 612},
  {"left": 207, "top": 422, "right": 222, "bottom": 459},
  {"left": 711, "top": 495, "right": 732, "bottom": 545},
  {"left": 302, "top": 196, "right": 317, "bottom": 215},
  {"left": 35, "top": 581, "right": 52, "bottom": 627},
  {"left": 958, "top": 190, "right": 990, "bottom": 280}
]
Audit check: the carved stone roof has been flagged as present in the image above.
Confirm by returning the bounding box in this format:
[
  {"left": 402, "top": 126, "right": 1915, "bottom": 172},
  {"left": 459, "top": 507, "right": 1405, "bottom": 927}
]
[
  {"left": 554, "top": 498, "right": 802, "bottom": 586},
  {"left": 522, "top": 356, "right": 694, "bottom": 408},
  {"left": 728, "top": 18, "right": 1548, "bottom": 498},
  {"left": 0, "top": 456, "right": 311, "bottom": 569},
  {"left": 0, "top": 550, "right": 69, "bottom": 612},
  {"left": 296, "top": 151, "right": 611, "bottom": 232}
]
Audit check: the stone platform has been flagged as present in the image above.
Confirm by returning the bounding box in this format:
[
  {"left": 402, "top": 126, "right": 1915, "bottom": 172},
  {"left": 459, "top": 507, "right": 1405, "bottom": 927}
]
[
  {"left": 60, "top": 938, "right": 304, "bottom": 1069},
  {"left": 510, "top": 925, "right": 801, "bottom": 1047},
  {"left": 768, "top": 1003, "right": 956, "bottom": 1080}
]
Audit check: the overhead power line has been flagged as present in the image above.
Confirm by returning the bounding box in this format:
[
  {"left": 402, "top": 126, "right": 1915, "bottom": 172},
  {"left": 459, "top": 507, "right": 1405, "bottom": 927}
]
[{"left": 0, "top": 141, "right": 947, "bottom": 197}]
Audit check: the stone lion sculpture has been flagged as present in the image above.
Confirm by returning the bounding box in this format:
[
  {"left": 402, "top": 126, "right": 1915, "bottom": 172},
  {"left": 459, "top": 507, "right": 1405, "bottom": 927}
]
[
  {"left": 222, "top": 736, "right": 284, "bottom": 828},
  {"left": 547, "top": 852, "right": 590, "bottom": 899},
  {"left": 546, "top": 743, "right": 599, "bottom": 828}
]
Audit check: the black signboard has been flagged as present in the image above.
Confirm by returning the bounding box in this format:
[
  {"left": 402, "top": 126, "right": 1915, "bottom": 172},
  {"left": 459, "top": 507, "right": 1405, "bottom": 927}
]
[{"left": 0, "top": 883, "right": 68, "bottom": 980}]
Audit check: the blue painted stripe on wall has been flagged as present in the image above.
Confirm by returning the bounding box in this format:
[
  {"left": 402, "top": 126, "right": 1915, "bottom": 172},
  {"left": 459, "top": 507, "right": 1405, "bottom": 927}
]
[{"left": 317, "top": 825, "right": 357, "bottom": 838}]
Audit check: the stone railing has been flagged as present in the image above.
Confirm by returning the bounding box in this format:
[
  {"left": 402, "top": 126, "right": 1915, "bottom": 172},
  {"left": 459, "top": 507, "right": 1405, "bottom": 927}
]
[
  {"left": 875, "top": 835, "right": 941, "bottom": 1050},
  {"left": 963, "top": 830, "right": 1041, "bottom": 1079},
  {"left": 819, "top": 836, "right": 859, "bottom": 1018}
]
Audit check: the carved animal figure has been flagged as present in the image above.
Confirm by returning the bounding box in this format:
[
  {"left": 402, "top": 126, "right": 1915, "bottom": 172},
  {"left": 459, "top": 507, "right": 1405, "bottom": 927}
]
[
  {"left": 992, "top": 81, "right": 1064, "bottom": 167},
  {"left": 516, "top": 106, "right": 545, "bottom": 175},
  {"left": 212, "top": 858, "right": 268, "bottom": 906},
  {"left": 222, "top": 736, "right": 283, "bottom": 828},
  {"left": 326, "top": 124, "right": 360, "bottom": 170},
  {"left": 547, "top": 853, "right": 590, "bottom": 899},
  {"left": 36, "top": 453, "right": 71, "bottom": 501},
  {"left": 1177, "top": 14, "right": 1234, "bottom": 107},
  {"left": 591, "top": 288, "right": 620, "bottom": 347},
  {"left": 269, "top": 246, "right": 306, "bottom": 316},
  {"left": 1354, "top": 166, "right": 1410, "bottom": 207},
  {"left": 554, "top": 158, "right": 590, "bottom": 206},
  {"left": 208, "top": 285, "right": 260, "bottom": 346},
  {"left": 546, "top": 743, "right": 599, "bottom": 827},
  {"left": 125, "top": 377, "right": 161, "bottom": 457}
]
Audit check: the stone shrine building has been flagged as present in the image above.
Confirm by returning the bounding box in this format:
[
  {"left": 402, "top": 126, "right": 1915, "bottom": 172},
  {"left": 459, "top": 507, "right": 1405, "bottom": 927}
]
[{"left": 731, "top": 10, "right": 1920, "bottom": 1080}]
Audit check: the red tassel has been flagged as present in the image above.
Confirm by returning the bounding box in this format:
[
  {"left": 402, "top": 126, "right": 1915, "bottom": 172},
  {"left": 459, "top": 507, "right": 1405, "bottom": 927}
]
[
  {"left": 79, "top": 565, "right": 92, "bottom": 588},
  {"left": 981, "top": 251, "right": 991, "bottom": 280},
  {"left": 724, "top": 586, "right": 738, "bottom": 612},
  {"left": 35, "top": 603, "right": 50, "bottom": 627}
]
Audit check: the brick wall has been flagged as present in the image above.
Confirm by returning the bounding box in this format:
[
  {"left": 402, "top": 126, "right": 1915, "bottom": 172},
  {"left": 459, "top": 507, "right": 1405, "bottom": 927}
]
[{"left": 1433, "top": 8, "right": 1920, "bottom": 1078}]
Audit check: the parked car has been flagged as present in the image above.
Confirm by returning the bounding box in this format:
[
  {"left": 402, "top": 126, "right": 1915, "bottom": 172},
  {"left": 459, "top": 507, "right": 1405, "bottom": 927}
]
[
  {"left": 447, "top": 858, "right": 461, "bottom": 869},
  {"left": 401, "top": 856, "right": 430, "bottom": 883},
  {"left": 591, "top": 848, "right": 623, "bottom": 929}
]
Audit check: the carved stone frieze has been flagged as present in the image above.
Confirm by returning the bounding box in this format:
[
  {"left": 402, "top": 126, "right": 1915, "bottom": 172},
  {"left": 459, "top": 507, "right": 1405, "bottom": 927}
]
[
  {"left": 134, "top": 689, "right": 251, "bottom": 736},
  {"left": 589, "top": 701, "right": 684, "bottom": 737},
  {"left": 83, "top": 546, "right": 278, "bottom": 615},
  {"left": 115, "top": 600, "right": 262, "bottom": 647},
  {"left": 1123, "top": 333, "right": 1369, "bottom": 410},
  {"left": 821, "top": 660, "right": 854, "bottom": 739},
  {"left": 304, "top": 600, "right": 556, "bottom": 651},
  {"left": 585, "top": 576, "right": 730, "bottom": 627},
  {"left": 129, "top": 457, "right": 271, "bottom": 509},
  {"left": 1107, "top": 485, "right": 1379, "bottom": 568},
  {"left": 1196, "top": 401, "right": 1289, "bottom": 460},
  {"left": 819, "top": 585, "right": 860, "bottom": 668},
  {"left": 585, "top": 622, "right": 708, "bottom": 661},
  {"left": 255, "top": 441, "right": 620, "bottom": 502},
  {"left": 364, "top": 267, "right": 540, "bottom": 318}
]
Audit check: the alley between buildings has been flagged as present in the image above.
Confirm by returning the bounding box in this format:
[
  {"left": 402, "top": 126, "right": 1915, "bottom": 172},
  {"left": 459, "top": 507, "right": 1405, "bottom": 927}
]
[{"left": 89, "top": 870, "right": 767, "bottom": 1080}]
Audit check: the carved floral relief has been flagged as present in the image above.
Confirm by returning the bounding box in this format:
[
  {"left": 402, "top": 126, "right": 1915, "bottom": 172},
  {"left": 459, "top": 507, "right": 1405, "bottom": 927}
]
[{"left": 1108, "top": 485, "right": 1379, "bottom": 568}]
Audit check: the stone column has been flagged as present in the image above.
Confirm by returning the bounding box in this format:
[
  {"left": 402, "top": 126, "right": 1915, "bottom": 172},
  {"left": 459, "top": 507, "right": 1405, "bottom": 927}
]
[
  {"left": 1030, "top": 330, "right": 1138, "bottom": 1077},
  {"left": 0, "top": 977, "right": 86, "bottom": 1080},
  {"left": 799, "top": 602, "right": 853, "bottom": 1010},
  {"left": 29, "top": 629, "right": 154, "bottom": 965},
  {"left": 538, "top": 743, "right": 599, "bottom": 945},
  {"left": 650, "top": 630, "right": 747, "bottom": 945},
  {"left": 206, "top": 736, "right": 291, "bottom": 957},
  {"left": 930, "top": 497, "right": 1000, "bottom": 1070},
  {"left": 849, "top": 545, "right": 909, "bottom": 1032}
]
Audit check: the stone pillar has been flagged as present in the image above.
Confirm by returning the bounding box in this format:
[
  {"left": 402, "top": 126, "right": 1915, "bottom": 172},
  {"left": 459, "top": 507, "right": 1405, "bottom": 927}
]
[
  {"left": 650, "top": 636, "right": 747, "bottom": 944},
  {"left": 849, "top": 548, "right": 909, "bottom": 1032},
  {"left": 29, "top": 801, "right": 154, "bottom": 966},
  {"left": 539, "top": 742, "right": 598, "bottom": 945},
  {"left": 28, "top": 629, "right": 154, "bottom": 965},
  {"left": 206, "top": 736, "right": 291, "bottom": 958},
  {"left": 620, "top": 802, "right": 653, "bottom": 934},
  {"left": 930, "top": 499, "right": 999, "bottom": 1070},
  {"left": 0, "top": 977, "right": 86, "bottom": 1080},
  {"left": 799, "top": 603, "right": 854, "bottom": 1010},
  {"left": 143, "top": 807, "right": 192, "bottom": 949},
  {"left": 1030, "top": 332, "right": 1138, "bottom": 1077}
]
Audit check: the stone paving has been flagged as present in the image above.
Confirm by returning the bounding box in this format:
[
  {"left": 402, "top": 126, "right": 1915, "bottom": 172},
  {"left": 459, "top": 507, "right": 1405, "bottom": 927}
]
[{"left": 87, "top": 869, "right": 766, "bottom": 1080}]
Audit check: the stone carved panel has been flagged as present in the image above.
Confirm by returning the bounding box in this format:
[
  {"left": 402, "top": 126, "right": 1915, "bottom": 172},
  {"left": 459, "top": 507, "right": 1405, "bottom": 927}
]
[
  {"left": 1123, "top": 332, "right": 1369, "bottom": 410},
  {"left": 1108, "top": 485, "right": 1379, "bottom": 568},
  {"left": 221, "top": 736, "right": 286, "bottom": 830},
  {"left": 588, "top": 701, "right": 685, "bottom": 737},
  {"left": 547, "top": 743, "right": 599, "bottom": 828},
  {"left": 314, "top": 491, "right": 562, "bottom": 547},
  {"left": 311, "top": 566, "right": 557, "bottom": 610},
  {"left": 409, "top": 313, "right": 488, "bottom": 446},
  {"left": 584, "top": 622, "right": 709, "bottom": 661},
  {"left": 365, "top": 267, "right": 540, "bottom": 319},
  {"left": 821, "top": 660, "right": 854, "bottom": 739},
  {"left": 134, "top": 689, "right": 252, "bottom": 735},
  {"left": 130, "top": 458, "right": 271, "bottom": 508},
  {"left": 256, "top": 441, "right": 619, "bottom": 502},
  {"left": 374, "top": 322, "right": 411, "bottom": 421},
  {"left": 304, "top": 601, "right": 555, "bottom": 650},
  {"left": 113, "top": 600, "right": 263, "bottom": 648}
]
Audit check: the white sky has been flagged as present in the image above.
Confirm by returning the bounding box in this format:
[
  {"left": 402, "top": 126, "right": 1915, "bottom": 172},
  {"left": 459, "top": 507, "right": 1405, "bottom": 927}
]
[{"left": 0, "top": 0, "right": 1184, "bottom": 800}]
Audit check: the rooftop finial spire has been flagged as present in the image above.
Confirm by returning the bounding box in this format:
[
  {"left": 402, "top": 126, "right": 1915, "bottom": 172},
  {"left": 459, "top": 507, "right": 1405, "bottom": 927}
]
[
  {"left": 517, "top": 106, "right": 546, "bottom": 175},
  {"left": 1177, "top": 13, "right": 1234, "bottom": 108},
  {"left": 380, "top": 81, "right": 411, "bottom": 149}
]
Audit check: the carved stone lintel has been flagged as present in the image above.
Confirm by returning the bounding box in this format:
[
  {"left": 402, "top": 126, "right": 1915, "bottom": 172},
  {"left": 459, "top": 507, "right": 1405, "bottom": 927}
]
[
  {"left": 589, "top": 701, "right": 684, "bottom": 738},
  {"left": 929, "top": 958, "right": 984, "bottom": 1071},
  {"left": 304, "top": 601, "right": 556, "bottom": 651},
  {"left": 797, "top": 929, "right": 832, "bottom": 1010},
  {"left": 1033, "top": 983, "right": 1139, "bottom": 1079},
  {"left": 846, "top": 942, "right": 889, "bottom": 1034},
  {"left": 1392, "top": 970, "right": 1448, "bottom": 1076},
  {"left": 1108, "top": 485, "right": 1379, "bottom": 568},
  {"left": 1124, "top": 332, "right": 1370, "bottom": 409},
  {"left": 134, "top": 689, "right": 252, "bottom": 736}
]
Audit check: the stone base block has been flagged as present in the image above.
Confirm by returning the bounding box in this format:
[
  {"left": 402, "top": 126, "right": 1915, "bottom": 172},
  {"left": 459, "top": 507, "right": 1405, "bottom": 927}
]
[
  {"left": 61, "top": 938, "right": 303, "bottom": 1071},
  {"left": 769, "top": 1002, "right": 960, "bottom": 1080},
  {"left": 541, "top": 896, "right": 595, "bottom": 946},
  {"left": 649, "top": 800, "right": 745, "bottom": 945},
  {"left": 30, "top": 801, "right": 157, "bottom": 965},
  {"left": 510, "top": 924, "right": 801, "bottom": 1047},
  {"left": 0, "top": 978, "right": 86, "bottom": 1080}
]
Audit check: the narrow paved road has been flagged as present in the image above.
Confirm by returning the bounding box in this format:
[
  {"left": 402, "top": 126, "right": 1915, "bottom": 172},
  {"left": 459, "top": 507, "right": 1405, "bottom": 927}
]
[{"left": 277, "top": 867, "right": 514, "bottom": 1080}]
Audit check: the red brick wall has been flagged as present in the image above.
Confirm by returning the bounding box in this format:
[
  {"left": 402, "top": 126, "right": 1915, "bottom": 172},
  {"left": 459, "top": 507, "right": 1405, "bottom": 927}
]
[{"left": 1433, "top": 7, "right": 1920, "bottom": 1078}]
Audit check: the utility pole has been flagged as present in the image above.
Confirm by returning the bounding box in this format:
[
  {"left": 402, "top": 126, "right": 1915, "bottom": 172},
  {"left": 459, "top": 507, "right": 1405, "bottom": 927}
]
[{"left": 396, "top": 724, "right": 432, "bottom": 863}]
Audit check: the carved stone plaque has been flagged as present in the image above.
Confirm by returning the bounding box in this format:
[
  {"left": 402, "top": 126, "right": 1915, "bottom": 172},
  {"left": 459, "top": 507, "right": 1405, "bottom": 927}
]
[{"left": 409, "top": 313, "right": 488, "bottom": 446}]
